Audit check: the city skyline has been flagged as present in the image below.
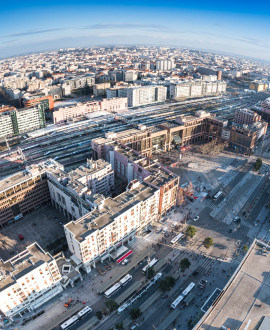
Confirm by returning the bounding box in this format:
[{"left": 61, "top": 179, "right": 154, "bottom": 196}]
[{"left": 1, "top": 0, "right": 270, "bottom": 61}]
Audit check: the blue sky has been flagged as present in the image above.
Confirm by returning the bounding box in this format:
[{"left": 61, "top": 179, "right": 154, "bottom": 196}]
[{"left": 1, "top": 0, "right": 270, "bottom": 61}]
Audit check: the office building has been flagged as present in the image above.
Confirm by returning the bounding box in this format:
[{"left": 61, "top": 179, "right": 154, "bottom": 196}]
[
  {"left": 21, "top": 95, "right": 54, "bottom": 111},
  {"left": 0, "top": 160, "right": 63, "bottom": 227}
]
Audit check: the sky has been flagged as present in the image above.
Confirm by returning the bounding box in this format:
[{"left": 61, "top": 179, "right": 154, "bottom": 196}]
[{"left": 1, "top": 0, "right": 270, "bottom": 61}]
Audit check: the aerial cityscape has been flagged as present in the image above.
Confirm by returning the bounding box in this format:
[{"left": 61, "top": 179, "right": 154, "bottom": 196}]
[{"left": 0, "top": 2, "right": 270, "bottom": 330}]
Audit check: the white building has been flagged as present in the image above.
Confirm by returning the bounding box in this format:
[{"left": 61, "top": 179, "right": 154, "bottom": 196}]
[
  {"left": 47, "top": 159, "right": 114, "bottom": 221},
  {"left": 64, "top": 180, "right": 160, "bottom": 272},
  {"left": 0, "top": 243, "right": 63, "bottom": 319},
  {"left": 156, "top": 59, "right": 175, "bottom": 71},
  {"left": 107, "top": 85, "right": 167, "bottom": 107},
  {"left": 170, "top": 80, "right": 226, "bottom": 99}
]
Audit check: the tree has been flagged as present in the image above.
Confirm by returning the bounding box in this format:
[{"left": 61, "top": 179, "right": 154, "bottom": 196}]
[
  {"left": 243, "top": 244, "right": 249, "bottom": 253},
  {"left": 96, "top": 311, "right": 103, "bottom": 320},
  {"left": 159, "top": 276, "right": 176, "bottom": 291},
  {"left": 204, "top": 237, "right": 214, "bottom": 249},
  {"left": 186, "top": 225, "right": 197, "bottom": 238},
  {"left": 180, "top": 258, "right": 191, "bottom": 272},
  {"left": 146, "top": 266, "right": 155, "bottom": 279},
  {"left": 115, "top": 322, "right": 124, "bottom": 329},
  {"left": 130, "top": 308, "right": 141, "bottom": 320},
  {"left": 105, "top": 299, "right": 118, "bottom": 313},
  {"left": 254, "top": 158, "right": 262, "bottom": 171}
]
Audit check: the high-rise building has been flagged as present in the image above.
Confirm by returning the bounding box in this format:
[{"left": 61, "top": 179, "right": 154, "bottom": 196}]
[{"left": 156, "top": 59, "right": 175, "bottom": 71}]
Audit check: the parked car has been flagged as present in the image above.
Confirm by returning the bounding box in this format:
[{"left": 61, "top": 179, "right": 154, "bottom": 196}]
[
  {"left": 193, "top": 216, "right": 199, "bottom": 222},
  {"left": 122, "top": 259, "right": 129, "bottom": 266},
  {"left": 19, "top": 234, "right": 24, "bottom": 240},
  {"left": 130, "top": 324, "right": 138, "bottom": 330}
]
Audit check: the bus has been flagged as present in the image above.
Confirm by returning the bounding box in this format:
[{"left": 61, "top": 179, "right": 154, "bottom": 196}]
[
  {"left": 119, "top": 274, "right": 132, "bottom": 286},
  {"left": 170, "top": 233, "right": 184, "bottom": 245},
  {"left": 142, "top": 258, "right": 159, "bottom": 273},
  {"left": 213, "top": 191, "right": 223, "bottom": 201},
  {"left": 60, "top": 316, "right": 79, "bottom": 329},
  {"left": 104, "top": 283, "right": 121, "bottom": 298},
  {"left": 77, "top": 306, "right": 92, "bottom": 319},
  {"left": 171, "top": 282, "right": 195, "bottom": 309}
]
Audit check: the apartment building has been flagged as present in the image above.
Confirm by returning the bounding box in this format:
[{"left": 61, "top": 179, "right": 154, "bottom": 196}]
[
  {"left": 156, "top": 59, "right": 175, "bottom": 71},
  {"left": 197, "top": 66, "right": 222, "bottom": 80},
  {"left": 170, "top": 80, "right": 226, "bottom": 99},
  {"left": 53, "top": 97, "right": 127, "bottom": 124},
  {"left": 0, "top": 243, "right": 63, "bottom": 319},
  {"left": 64, "top": 180, "right": 160, "bottom": 272},
  {"left": 229, "top": 124, "right": 258, "bottom": 153},
  {"left": 124, "top": 70, "right": 138, "bottom": 82},
  {"left": 249, "top": 80, "right": 268, "bottom": 92},
  {"left": 0, "top": 106, "right": 46, "bottom": 139},
  {"left": 107, "top": 85, "right": 167, "bottom": 107},
  {"left": 0, "top": 160, "right": 63, "bottom": 227},
  {"left": 92, "top": 141, "right": 179, "bottom": 216},
  {"left": 234, "top": 109, "right": 261, "bottom": 125},
  {"left": 62, "top": 74, "right": 95, "bottom": 91}
]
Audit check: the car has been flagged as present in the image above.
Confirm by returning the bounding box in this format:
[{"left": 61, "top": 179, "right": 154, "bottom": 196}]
[
  {"left": 121, "top": 259, "right": 129, "bottom": 266},
  {"left": 162, "top": 228, "right": 168, "bottom": 234},
  {"left": 19, "top": 234, "right": 24, "bottom": 240},
  {"left": 234, "top": 216, "right": 241, "bottom": 222},
  {"left": 193, "top": 216, "right": 199, "bottom": 222},
  {"left": 192, "top": 270, "right": 199, "bottom": 276},
  {"left": 155, "top": 228, "right": 162, "bottom": 233},
  {"left": 171, "top": 222, "right": 177, "bottom": 228},
  {"left": 130, "top": 323, "right": 138, "bottom": 330}
]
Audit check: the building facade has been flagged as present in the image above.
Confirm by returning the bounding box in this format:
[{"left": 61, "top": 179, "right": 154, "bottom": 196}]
[
  {"left": 0, "top": 243, "right": 62, "bottom": 319},
  {"left": 234, "top": 109, "right": 261, "bottom": 125},
  {"left": 64, "top": 180, "right": 160, "bottom": 272}
]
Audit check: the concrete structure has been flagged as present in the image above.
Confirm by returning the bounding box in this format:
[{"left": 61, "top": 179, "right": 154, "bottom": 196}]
[
  {"left": 234, "top": 108, "right": 261, "bottom": 125},
  {"left": 62, "top": 74, "right": 95, "bottom": 91},
  {"left": 197, "top": 66, "right": 222, "bottom": 80},
  {"left": 170, "top": 80, "right": 226, "bottom": 99},
  {"left": 195, "top": 240, "right": 270, "bottom": 330},
  {"left": 93, "top": 82, "right": 111, "bottom": 97},
  {"left": 0, "top": 106, "right": 46, "bottom": 139},
  {"left": 0, "top": 243, "right": 63, "bottom": 319},
  {"left": 64, "top": 180, "right": 160, "bottom": 272},
  {"left": 124, "top": 71, "right": 138, "bottom": 82}
]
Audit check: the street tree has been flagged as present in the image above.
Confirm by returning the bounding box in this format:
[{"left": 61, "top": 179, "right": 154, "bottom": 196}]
[
  {"left": 243, "top": 244, "right": 249, "bottom": 253},
  {"left": 186, "top": 225, "right": 197, "bottom": 238},
  {"left": 180, "top": 258, "right": 191, "bottom": 272},
  {"left": 105, "top": 299, "right": 118, "bottom": 313},
  {"left": 96, "top": 311, "right": 103, "bottom": 320},
  {"left": 146, "top": 266, "right": 155, "bottom": 279},
  {"left": 115, "top": 322, "right": 124, "bottom": 329},
  {"left": 130, "top": 308, "right": 142, "bottom": 320},
  {"left": 204, "top": 236, "right": 214, "bottom": 249},
  {"left": 159, "top": 276, "right": 176, "bottom": 291}
]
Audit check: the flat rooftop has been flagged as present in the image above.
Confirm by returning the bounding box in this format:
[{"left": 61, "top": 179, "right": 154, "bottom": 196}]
[
  {"left": 65, "top": 181, "right": 158, "bottom": 242},
  {"left": 197, "top": 240, "right": 270, "bottom": 330}
]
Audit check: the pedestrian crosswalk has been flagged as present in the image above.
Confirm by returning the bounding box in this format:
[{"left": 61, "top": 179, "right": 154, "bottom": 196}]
[
  {"left": 240, "top": 219, "right": 253, "bottom": 229},
  {"left": 199, "top": 257, "right": 215, "bottom": 270}
]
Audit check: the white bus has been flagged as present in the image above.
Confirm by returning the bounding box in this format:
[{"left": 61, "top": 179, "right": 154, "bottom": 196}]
[
  {"left": 60, "top": 316, "right": 79, "bottom": 329},
  {"left": 213, "top": 191, "right": 222, "bottom": 201},
  {"left": 104, "top": 283, "right": 121, "bottom": 298},
  {"left": 171, "top": 282, "right": 195, "bottom": 309},
  {"left": 170, "top": 233, "right": 184, "bottom": 245},
  {"left": 142, "top": 258, "right": 159, "bottom": 273},
  {"left": 119, "top": 274, "right": 132, "bottom": 286},
  {"left": 77, "top": 306, "right": 92, "bottom": 319}
]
